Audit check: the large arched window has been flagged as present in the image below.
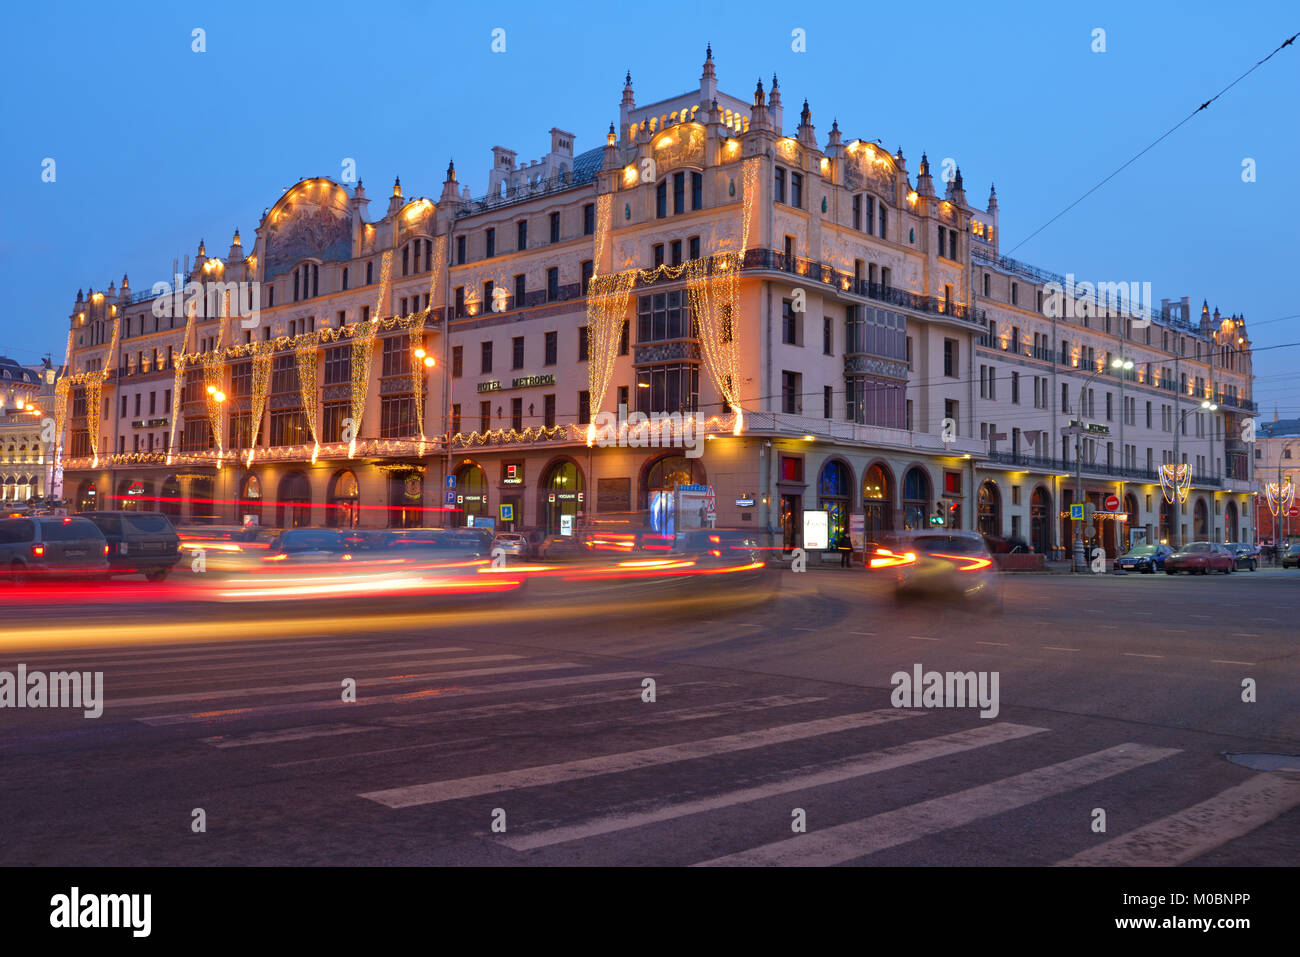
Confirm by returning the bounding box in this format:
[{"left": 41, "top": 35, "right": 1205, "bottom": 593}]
[
  {"left": 1031, "top": 486, "right": 1051, "bottom": 554},
  {"left": 818, "top": 460, "right": 852, "bottom": 542},
  {"left": 643, "top": 454, "right": 707, "bottom": 537},
  {"left": 540, "top": 459, "right": 584, "bottom": 535},
  {"left": 327, "top": 470, "right": 358, "bottom": 528},
  {"left": 901, "top": 467, "right": 931, "bottom": 530},
  {"left": 160, "top": 476, "right": 182, "bottom": 520},
  {"left": 277, "top": 471, "right": 312, "bottom": 528},
  {"left": 862, "top": 463, "right": 894, "bottom": 540},
  {"left": 977, "top": 480, "right": 1000, "bottom": 537},
  {"left": 240, "top": 475, "right": 263, "bottom": 525},
  {"left": 1193, "top": 498, "right": 1209, "bottom": 541},
  {"left": 1225, "top": 500, "right": 1239, "bottom": 542},
  {"left": 1160, "top": 498, "right": 1177, "bottom": 546},
  {"left": 454, "top": 461, "right": 488, "bottom": 523}
]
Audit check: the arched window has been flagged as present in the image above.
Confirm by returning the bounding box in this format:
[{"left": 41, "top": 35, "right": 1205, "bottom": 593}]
[
  {"left": 644, "top": 454, "right": 705, "bottom": 536},
  {"left": 277, "top": 471, "right": 312, "bottom": 528},
  {"left": 862, "top": 463, "right": 894, "bottom": 540},
  {"left": 1031, "top": 487, "right": 1051, "bottom": 554},
  {"left": 1160, "top": 498, "right": 1177, "bottom": 546},
  {"left": 818, "top": 460, "right": 852, "bottom": 542},
  {"left": 327, "top": 470, "right": 358, "bottom": 528},
  {"left": 454, "top": 461, "right": 488, "bottom": 523},
  {"left": 902, "top": 467, "right": 931, "bottom": 530},
  {"left": 540, "top": 460, "right": 584, "bottom": 536},
  {"left": 240, "top": 474, "right": 263, "bottom": 525},
  {"left": 977, "top": 481, "right": 1000, "bottom": 537},
  {"left": 160, "top": 476, "right": 182, "bottom": 520},
  {"left": 1194, "top": 498, "right": 1209, "bottom": 541},
  {"left": 1225, "top": 500, "right": 1239, "bottom": 542}
]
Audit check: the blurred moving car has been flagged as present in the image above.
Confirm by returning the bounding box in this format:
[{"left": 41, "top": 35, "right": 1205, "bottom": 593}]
[
  {"left": 675, "top": 528, "right": 764, "bottom": 564},
  {"left": 491, "top": 532, "right": 528, "bottom": 560},
  {"left": 1280, "top": 543, "right": 1300, "bottom": 569},
  {"left": 264, "top": 528, "right": 351, "bottom": 564},
  {"left": 1113, "top": 543, "right": 1174, "bottom": 574},
  {"left": 1224, "top": 542, "right": 1259, "bottom": 572},
  {"left": 538, "top": 534, "right": 584, "bottom": 560},
  {"left": 0, "top": 516, "right": 109, "bottom": 581},
  {"left": 981, "top": 533, "right": 1030, "bottom": 554},
  {"left": 81, "top": 511, "right": 182, "bottom": 581},
  {"left": 1164, "top": 542, "right": 1235, "bottom": 575},
  {"left": 873, "top": 530, "right": 1001, "bottom": 608},
  {"left": 382, "top": 528, "right": 491, "bottom": 560}
]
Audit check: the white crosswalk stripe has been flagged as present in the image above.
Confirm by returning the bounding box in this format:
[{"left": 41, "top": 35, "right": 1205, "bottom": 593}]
[
  {"left": 360, "top": 710, "right": 920, "bottom": 808},
  {"left": 499, "top": 722, "right": 1046, "bottom": 852},
  {"left": 1056, "top": 772, "right": 1300, "bottom": 866},
  {"left": 694, "top": 743, "right": 1179, "bottom": 866}
]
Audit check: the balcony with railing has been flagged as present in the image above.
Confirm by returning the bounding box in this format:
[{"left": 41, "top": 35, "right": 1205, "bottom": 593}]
[{"left": 985, "top": 449, "right": 1223, "bottom": 488}]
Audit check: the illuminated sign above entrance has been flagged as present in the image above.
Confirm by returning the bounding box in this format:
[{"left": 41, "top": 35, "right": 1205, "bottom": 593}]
[{"left": 477, "top": 374, "right": 556, "bottom": 393}]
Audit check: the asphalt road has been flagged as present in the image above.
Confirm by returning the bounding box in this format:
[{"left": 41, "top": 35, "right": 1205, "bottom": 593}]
[{"left": 1, "top": 564, "right": 1297, "bottom": 866}]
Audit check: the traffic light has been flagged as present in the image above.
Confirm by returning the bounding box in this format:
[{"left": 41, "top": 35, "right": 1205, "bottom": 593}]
[{"left": 930, "top": 504, "right": 945, "bottom": 526}]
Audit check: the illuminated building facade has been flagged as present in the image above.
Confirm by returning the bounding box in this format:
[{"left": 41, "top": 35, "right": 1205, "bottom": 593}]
[
  {"left": 0, "top": 358, "right": 57, "bottom": 504},
  {"left": 56, "top": 49, "right": 1255, "bottom": 554}
]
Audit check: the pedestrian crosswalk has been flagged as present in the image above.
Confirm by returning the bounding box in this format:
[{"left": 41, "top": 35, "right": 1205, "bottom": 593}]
[{"left": 3, "top": 632, "right": 1296, "bottom": 867}]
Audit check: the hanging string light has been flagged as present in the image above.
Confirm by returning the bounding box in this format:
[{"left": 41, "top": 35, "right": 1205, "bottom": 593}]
[
  {"left": 166, "top": 305, "right": 198, "bottom": 465},
  {"left": 1265, "top": 480, "right": 1294, "bottom": 516},
  {"left": 408, "top": 313, "right": 427, "bottom": 443},
  {"left": 350, "top": 249, "right": 392, "bottom": 457},
  {"left": 245, "top": 340, "right": 273, "bottom": 466},
  {"left": 296, "top": 339, "right": 321, "bottom": 463},
  {"left": 203, "top": 298, "right": 229, "bottom": 464},
  {"left": 83, "top": 312, "right": 120, "bottom": 468}
]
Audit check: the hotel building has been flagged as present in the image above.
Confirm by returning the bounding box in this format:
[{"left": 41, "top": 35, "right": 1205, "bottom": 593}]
[{"left": 55, "top": 49, "right": 1255, "bottom": 555}]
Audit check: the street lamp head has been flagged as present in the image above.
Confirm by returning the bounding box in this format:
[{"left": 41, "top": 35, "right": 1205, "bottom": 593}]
[
  {"left": 422, "top": 356, "right": 435, "bottom": 368},
  {"left": 214, "top": 391, "right": 226, "bottom": 403},
  {"left": 206, "top": 385, "right": 216, "bottom": 394}
]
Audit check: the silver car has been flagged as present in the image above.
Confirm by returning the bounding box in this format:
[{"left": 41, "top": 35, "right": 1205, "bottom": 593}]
[{"left": 491, "top": 532, "right": 528, "bottom": 560}]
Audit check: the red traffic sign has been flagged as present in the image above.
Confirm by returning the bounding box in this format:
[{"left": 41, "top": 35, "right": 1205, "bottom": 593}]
[
  {"left": 1104, "top": 494, "right": 1120, "bottom": 513},
  {"left": 1289, "top": 505, "right": 1300, "bottom": 517}
]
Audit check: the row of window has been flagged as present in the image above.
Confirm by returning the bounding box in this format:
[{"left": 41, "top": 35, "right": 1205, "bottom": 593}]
[{"left": 455, "top": 204, "right": 597, "bottom": 265}]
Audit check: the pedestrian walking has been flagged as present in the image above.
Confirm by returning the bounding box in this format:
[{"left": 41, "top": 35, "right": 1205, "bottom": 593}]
[{"left": 839, "top": 532, "right": 852, "bottom": 567}]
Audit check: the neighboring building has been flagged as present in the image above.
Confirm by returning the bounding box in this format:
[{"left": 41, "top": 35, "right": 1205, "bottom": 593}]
[
  {"left": 0, "top": 357, "right": 57, "bottom": 504},
  {"left": 1254, "top": 416, "right": 1300, "bottom": 543},
  {"left": 54, "top": 49, "right": 1255, "bottom": 554}
]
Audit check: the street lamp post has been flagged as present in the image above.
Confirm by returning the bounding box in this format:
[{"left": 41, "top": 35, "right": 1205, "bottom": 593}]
[
  {"left": 1169, "top": 398, "right": 1216, "bottom": 548},
  {"left": 1071, "top": 356, "right": 1132, "bottom": 571}
]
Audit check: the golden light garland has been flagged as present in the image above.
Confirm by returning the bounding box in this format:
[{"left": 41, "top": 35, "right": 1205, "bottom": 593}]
[
  {"left": 408, "top": 313, "right": 426, "bottom": 443},
  {"left": 296, "top": 339, "right": 321, "bottom": 463},
  {"left": 245, "top": 340, "right": 273, "bottom": 466},
  {"left": 349, "top": 250, "right": 392, "bottom": 457},
  {"left": 84, "top": 312, "right": 121, "bottom": 468},
  {"left": 202, "top": 307, "right": 228, "bottom": 463},
  {"left": 51, "top": 330, "right": 74, "bottom": 459},
  {"left": 166, "top": 306, "right": 198, "bottom": 465},
  {"left": 1158, "top": 463, "right": 1191, "bottom": 504}
]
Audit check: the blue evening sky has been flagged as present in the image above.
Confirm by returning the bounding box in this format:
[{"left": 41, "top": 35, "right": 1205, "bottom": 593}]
[{"left": 2, "top": 1, "right": 1296, "bottom": 413}]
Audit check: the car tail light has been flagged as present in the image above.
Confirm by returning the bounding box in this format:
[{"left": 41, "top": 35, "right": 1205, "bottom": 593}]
[
  {"left": 104, "top": 543, "right": 110, "bottom": 556},
  {"left": 870, "top": 547, "right": 916, "bottom": 568},
  {"left": 31, "top": 544, "right": 44, "bottom": 558}
]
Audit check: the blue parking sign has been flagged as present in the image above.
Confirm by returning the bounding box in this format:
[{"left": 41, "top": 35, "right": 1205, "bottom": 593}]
[{"left": 445, "top": 491, "right": 456, "bottom": 505}]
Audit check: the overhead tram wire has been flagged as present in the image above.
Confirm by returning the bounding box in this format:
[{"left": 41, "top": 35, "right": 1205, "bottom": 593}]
[{"left": 1003, "top": 29, "right": 1300, "bottom": 258}]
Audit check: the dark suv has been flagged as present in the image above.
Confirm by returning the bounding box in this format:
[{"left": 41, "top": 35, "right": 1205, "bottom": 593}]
[
  {"left": 81, "top": 511, "right": 182, "bottom": 581},
  {"left": 0, "top": 516, "right": 109, "bottom": 581}
]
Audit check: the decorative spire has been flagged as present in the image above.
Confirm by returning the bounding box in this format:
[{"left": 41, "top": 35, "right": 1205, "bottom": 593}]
[
  {"left": 393, "top": 175, "right": 402, "bottom": 197},
  {"left": 754, "top": 76, "right": 765, "bottom": 106},
  {"left": 831, "top": 117, "right": 839, "bottom": 132},
  {"left": 197, "top": 239, "right": 206, "bottom": 256},
  {"left": 800, "top": 99, "right": 811, "bottom": 126},
  {"left": 706, "top": 42, "right": 712, "bottom": 61},
  {"left": 232, "top": 228, "right": 241, "bottom": 246},
  {"left": 446, "top": 158, "right": 456, "bottom": 180},
  {"left": 624, "top": 70, "right": 632, "bottom": 88}
]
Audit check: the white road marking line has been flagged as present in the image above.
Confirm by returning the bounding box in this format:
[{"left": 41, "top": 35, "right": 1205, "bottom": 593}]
[
  {"left": 1056, "top": 773, "right": 1300, "bottom": 866},
  {"left": 1122, "top": 653, "right": 1164, "bottom": 659},
  {"left": 1230, "top": 633, "right": 1260, "bottom": 638},
  {"left": 567, "top": 695, "right": 827, "bottom": 729},
  {"left": 359, "top": 710, "right": 921, "bottom": 809},
  {"left": 975, "top": 641, "right": 1009, "bottom": 647},
  {"left": 1210, "top": 659, "right": 1256, "bottom": 666},
  {"left": 907, "top": 636, "right": 940, "bottom": 641},
  {"left": 695, "top": 743, "right": 1179, "bottom": 866},
  {"left": 3, "top": 635, "right": 364, "bottom": 666},
  {"left": 1043, "top": 646, "right": 1080, "bottom": 652},
  {"left": 111, "top": 659, "right": 568, "bottom": 709},
  {"left": 792, "top": 627, "right": 817, "bottom": 632},
  {"left": 499, "top": 723, "right": 1047, "bottom": 852},
  {"left": 136, "top": 671, "right": 656, "bottom": 726},
  {"left": 200, "top": 723, "right": 381, "bottom": 749},
  {"left": 851, "top": 631, "right": 876, "bottom": 636}
]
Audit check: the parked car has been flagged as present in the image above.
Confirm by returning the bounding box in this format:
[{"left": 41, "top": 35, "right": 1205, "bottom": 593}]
[
  {"left": 81, "top": 511, "right": 182, "bottom": 581},
  {"left": 1114, "top": 543, "right": 1174, "bottom": 574},
  {"left": 1165, "top": 542, "right": 1235, "bottom": 575},
  {"left": 1224, "top": 542, "right": 1259, "bottom": 572},
  {"left": 1281, "top": 543, "right": 1300, "bottom": 569},
  {"left": 0, "top": 516, "right": 109, "bottom": 581},
  {"left": 491, "top": 532, "right": 528, "bottom": 560}
]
